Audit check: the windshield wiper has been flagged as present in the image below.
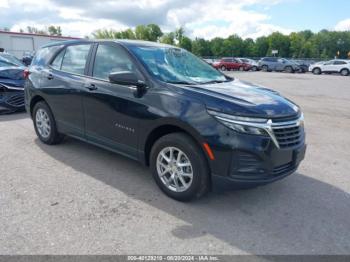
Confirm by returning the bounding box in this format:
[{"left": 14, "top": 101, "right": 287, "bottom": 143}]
[
  {"left": 200, "top": 79, "right": 232, "bottom": 84},
  {"left": 166, "top": 80, "right": 195, "bottom": 85}
]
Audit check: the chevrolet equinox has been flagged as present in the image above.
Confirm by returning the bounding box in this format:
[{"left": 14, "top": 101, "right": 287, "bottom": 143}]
[{"left": 25, "top": 40, "right": 306, "bottom": 201}]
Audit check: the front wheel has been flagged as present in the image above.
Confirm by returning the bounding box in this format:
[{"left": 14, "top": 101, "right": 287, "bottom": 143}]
[
  {"left": 312, "top": 68, "right": 321, "bottom": 75},
  {"left": 239, "top": 66, "right": 244, "bottom": 71},
  {"left": 150, "top": 133, "right": 210, "bottom": 202},
  {"left": 220, "top": 66, "right": 227, "bottom": 71},
  {"left": 33, "top": 101, "right": 64, "bottom": 145}
]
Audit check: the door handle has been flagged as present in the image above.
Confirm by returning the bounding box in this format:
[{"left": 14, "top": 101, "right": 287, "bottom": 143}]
[
  {"left": 46, "top": 73, "right": 54, "bottom": 80},
  {"left": 84, "top": 83, "right": 98, "bottom": 91}
]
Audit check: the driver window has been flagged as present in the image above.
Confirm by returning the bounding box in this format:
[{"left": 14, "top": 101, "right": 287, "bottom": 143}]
[{"left": 93, "top": 44, "right": 136, "bottom": 80}]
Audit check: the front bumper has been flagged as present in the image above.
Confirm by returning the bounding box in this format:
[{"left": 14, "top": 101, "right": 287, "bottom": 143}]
[
  {"left": 204, "top": 117, "right": 306, "bottom": 187},
  {"left": 0, "top": 88, "right": 25, "bottom": 114},
  {"left": 212, "top": 143, "right": 306, "bottom": 187}
]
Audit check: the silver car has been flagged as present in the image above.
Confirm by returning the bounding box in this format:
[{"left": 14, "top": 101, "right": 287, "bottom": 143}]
[{"left": 258, "top": 57, "right": 300, "bottom": 73}]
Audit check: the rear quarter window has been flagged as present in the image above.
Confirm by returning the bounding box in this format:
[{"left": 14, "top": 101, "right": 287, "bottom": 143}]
[{"left": 31, "top": 45, "right": 63, "bottom": 67}]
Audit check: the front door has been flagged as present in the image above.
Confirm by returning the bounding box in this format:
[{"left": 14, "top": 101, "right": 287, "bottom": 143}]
[{"left": 83, "top": 43, "right": 146, "bottom": 160}]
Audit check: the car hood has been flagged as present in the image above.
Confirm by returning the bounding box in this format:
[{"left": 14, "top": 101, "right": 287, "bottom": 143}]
[
  {"left": 177, "top": 79, "right": 300, "bottom": 119},
  {"left": 0, "top": 67, "right": 25, "bottom": 90}
]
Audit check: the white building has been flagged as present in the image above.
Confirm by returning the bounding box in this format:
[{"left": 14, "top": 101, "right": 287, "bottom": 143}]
[{"left": 0, "top": 31, "right": 80, "bottom": 58}]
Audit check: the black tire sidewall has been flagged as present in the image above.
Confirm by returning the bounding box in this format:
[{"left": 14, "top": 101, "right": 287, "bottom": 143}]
[
  {"left": 33, "top": 101, "right": 61, "bottom": 144},
  {"left": 313, "top": 68, "right": 321, "bottom": 75},
  {"left": 150, "top": 133, "right": 209, "bottom": 201},
  {"left": 285, "top": 66, "right": 293, "bottom": 73}
]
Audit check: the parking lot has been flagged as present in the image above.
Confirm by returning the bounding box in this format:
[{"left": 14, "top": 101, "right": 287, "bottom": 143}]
[{"left": 0, "top": 72, "right": 349, "bottom": 255}]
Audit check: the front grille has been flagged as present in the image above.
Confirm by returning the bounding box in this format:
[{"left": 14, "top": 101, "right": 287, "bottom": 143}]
[
  {"left": 273, "top": 125, "right": 302, "bottom": 148},
  {"left": 271, "top": 116, "right": 304, "bottom": 149},
  {"left": 6, "top": 94, "right": 24, "bottom": 107}
]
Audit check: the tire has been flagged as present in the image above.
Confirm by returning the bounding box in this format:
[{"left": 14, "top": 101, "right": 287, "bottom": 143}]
[
  {"left": 261, "top": 65, "right": 268, "bottom": 72},
  {"left": 340, "top": 68, "right": 350, "bottom": 76},
  {"left": 239, "top": 66, "right": 244, "bottom": 71},
  {"left": 150, "top": 133, "right": 210, "bottom": 202},
  {"left": 251, "top": 66, "right": 258, "bottom": 71},
  {"left": 220, "top": 66, "right": 226, "bottom": 71},
  {"left": 284, "top": 66, "right": 294, "bottom": 73},
  {"left": 33, "top": 101, "right": 64, "bottom": 145},
  {"left": 312, "top": 68, "right": 321, "bottom": 75}
]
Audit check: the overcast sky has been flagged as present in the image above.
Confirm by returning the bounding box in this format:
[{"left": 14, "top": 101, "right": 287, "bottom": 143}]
[{"left": 1, "top": 0, "right": 350, "bottom": 39}]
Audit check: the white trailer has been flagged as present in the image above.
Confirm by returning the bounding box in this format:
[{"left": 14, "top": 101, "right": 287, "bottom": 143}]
[{"left": 0, "top": 31, "right": 79, "bottom": 58}]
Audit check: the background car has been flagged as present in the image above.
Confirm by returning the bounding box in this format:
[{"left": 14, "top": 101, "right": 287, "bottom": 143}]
[
  {"left": 258, "top": 57, "right": 300, "bottom": 73},
  {"left": 291, "top": 59, "right": 316, "bottom": 73},
  {"left": 309, "top": 59, "right": 350, "bottom": 76},
  {"left": 0, "top": 53, "right": 26, "bottom": 114},
  {"left": 212, "top": 57, "right": 252, "bottom": 71},
  {"left": 22, "top": 51, "right": 34, "bottom": 66},
  {"left": 0, "top": 52, "right": 26, "bottom": 67},
  {"left": 237, "top": 58, "right": 259, "bottom": 71},
  {"left": 0, "top": 66, "right": 26, "bottom": 114}
]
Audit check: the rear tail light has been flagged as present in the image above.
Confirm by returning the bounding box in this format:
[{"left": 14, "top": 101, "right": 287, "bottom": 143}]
[{"left": 23, "top": 69, "right": 30, "bottom": 79}]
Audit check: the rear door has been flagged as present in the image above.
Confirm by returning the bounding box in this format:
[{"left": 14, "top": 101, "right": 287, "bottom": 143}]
[
  {"left": 332, "top": 60, "right": 347, "bottom": 72},
  {"left": 40, "top": 43, "right": 93, "bottom": 137},
  {"left": 82, "top": 42, "right": 145, "bottom": 159}
]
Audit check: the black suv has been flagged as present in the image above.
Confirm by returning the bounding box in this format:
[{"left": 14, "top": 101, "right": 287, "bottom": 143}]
[{"left": 25, "top": 40, "right": 306, "bottom": 201}]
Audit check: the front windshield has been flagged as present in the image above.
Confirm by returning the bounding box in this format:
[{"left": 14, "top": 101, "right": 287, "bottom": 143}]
[{"left": 129, "top": 46, "right": 229, "bottom": 84}]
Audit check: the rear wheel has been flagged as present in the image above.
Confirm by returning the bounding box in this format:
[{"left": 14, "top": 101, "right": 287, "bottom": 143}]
[
  {"left": 33, "top": 101, "right": 64, "bottom": 145},
  {"left": 284, "top": 66, "right": 294, "bottom": 73},
  {"left": 150, "top": 133, "right": 210, "bottom": 202},
  {"left": 251, "top": 66, "right": 258, "bottom": 71},
  {"left": 340, "top": 68, "right": 349, "bottom": 76},
  {"left": 312, "top": 68, "right": 322, "bottom": 75},
  {"left": 261, "top": 65, "right": 269, "bottom": 72}
]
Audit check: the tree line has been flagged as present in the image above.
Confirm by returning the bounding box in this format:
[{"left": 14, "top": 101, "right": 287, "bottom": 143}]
[
  {"left": 3, "top": 24, "right": 350, "bottom": 59},
  {"left": 1, "top": 26, "right": 62, "bottom": 36},
  {"left": 93, "top": 24, "right": 350, "bottom": 59}
]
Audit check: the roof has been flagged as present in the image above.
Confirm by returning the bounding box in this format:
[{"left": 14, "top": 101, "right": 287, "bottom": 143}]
[
  {"left": 0, "top": 30, "right": 80, "bottom": 40},
  {"left": 41, "top": 39, "right": 177, "bottom": 49}
]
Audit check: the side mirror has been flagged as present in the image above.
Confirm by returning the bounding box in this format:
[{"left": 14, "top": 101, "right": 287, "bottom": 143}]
[{"left": 109, "top": 71, "right": 146, "bottom": 88}]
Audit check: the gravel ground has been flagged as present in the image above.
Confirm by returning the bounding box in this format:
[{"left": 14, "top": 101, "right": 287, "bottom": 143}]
[{"left": 0, "top": 72, "right": 349, "bottom": 255}]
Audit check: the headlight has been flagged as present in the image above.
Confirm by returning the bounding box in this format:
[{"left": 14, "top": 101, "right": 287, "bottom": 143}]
[{"left": 207, "top": 110, "right": 269, "bottom": 136}]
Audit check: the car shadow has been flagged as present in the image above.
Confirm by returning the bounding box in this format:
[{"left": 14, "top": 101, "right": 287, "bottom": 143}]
[
  {"left": 0, "top": 111, "right": 28, "bottom": 122},
  {"left": 35, "top": 137, "right": 350, "bottom": 254}
]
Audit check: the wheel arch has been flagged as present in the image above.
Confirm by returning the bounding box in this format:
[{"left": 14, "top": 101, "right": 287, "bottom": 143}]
[
  {"left": 30, "top": 95, "right": 46, "bottom": 117},
  {"left": 143, "top": 121, "right": 210, "bottom": 168}
]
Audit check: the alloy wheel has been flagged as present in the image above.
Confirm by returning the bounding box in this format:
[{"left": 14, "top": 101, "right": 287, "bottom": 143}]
[
  {"left": 156, "top": 147, "right": 193, "bottom": 192},
  {"left": 35, "top": 108, "right": 51, "bottom": 138}
]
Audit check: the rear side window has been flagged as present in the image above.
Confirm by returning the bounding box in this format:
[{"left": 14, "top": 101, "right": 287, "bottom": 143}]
[
  {"left": 334, "top": 61, "right": 346, "bottom": 65},
  {"left": 61, "top": 44, "right": 91, "bottom": 75},
  {"left": 93, "top": 44, "right": 136, "bottom": 80}
]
